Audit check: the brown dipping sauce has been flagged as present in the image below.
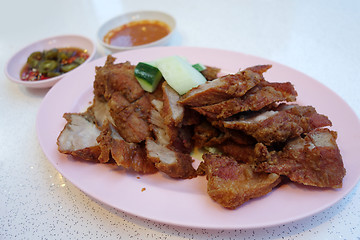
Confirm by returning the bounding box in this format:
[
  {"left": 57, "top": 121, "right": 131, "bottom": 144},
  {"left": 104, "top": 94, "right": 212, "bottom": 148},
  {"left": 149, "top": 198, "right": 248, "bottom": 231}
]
[{"left": 103, "top": 20, "right": 170, "bottom": 47}]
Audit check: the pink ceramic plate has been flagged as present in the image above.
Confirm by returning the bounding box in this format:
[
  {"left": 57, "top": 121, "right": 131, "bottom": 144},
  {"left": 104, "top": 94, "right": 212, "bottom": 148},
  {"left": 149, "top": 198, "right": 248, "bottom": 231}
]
[{"left": 36, "top": 46, "right": 360, "bottom": 229}]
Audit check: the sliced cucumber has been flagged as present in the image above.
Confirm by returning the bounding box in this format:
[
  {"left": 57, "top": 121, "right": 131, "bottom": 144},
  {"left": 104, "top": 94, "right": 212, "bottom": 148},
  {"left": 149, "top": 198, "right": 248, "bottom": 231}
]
[
  {"left": 134, "top": 62, "right": 163, "bottom": 92},
  {"left": 192, "top": 63, "right": 206, "bottom": 72},
  {"left": 155, "top": 56, "right": 207, "bottom": 95}
]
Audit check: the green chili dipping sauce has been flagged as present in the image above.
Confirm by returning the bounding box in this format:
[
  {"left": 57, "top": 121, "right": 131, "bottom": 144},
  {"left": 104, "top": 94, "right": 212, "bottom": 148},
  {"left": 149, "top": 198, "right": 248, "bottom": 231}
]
[{"left": 20, "top": 47, "right": 89, "bottom": 81}]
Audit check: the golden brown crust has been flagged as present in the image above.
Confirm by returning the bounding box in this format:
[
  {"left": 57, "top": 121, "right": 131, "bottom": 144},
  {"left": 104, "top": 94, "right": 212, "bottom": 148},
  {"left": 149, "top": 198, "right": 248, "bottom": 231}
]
[
  {"left": 94, "top": 56, "right": 144, "bottom": 102},
  {"left": 200, "top": 66, "right": 221, "bottom": 81},
  {"left": 202, "top": 153, "right": 281, "bottom": 209},
  {"left": 97, "top": 122, "right": 157, "bottom": 173},
  {"left": 221, "top": 104, "right": 332, "bottom": 146},
  {"left": 109, "top": 94, "right": 152, "bottom": 143},
  {"left": 179, "top": 65, "right": 270, "bottom": 107},
  {"left": 193, "top": 81, "right": 297, "bottom": 119},
  {"left": 146, "top": 138, "right": 197, "bottom": 179},
  {"left": 254, "top": 128, "right": 346, "bottom": 188}
]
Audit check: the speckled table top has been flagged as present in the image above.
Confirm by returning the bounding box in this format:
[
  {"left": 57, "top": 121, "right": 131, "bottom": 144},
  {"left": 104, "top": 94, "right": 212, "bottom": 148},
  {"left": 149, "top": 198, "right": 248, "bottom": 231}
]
[{"left": 1, "top": 0, "right": 360, "bottom": 239}]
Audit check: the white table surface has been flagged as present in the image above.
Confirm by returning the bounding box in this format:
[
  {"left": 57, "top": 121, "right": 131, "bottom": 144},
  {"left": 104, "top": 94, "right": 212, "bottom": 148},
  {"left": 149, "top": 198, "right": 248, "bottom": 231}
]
[{"left": 1, "top": 0, "right": 359, "bottom": 239}]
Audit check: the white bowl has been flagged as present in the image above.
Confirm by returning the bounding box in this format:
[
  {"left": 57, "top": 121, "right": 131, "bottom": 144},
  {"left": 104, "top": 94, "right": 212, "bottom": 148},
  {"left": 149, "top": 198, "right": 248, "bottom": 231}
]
[
  {"left": 5, "top": 35, "right": 96, "bottom": 88},
  {"left": 97, "top": 10, "right": 176, "bottom": 52}
]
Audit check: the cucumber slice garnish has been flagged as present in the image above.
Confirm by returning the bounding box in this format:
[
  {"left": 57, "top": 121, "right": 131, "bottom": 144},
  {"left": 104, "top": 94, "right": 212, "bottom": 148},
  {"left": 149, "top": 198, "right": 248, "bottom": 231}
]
[
  {"left": 192, "top": 63, "right": 206, "bottom": 72},
  {"left": 155, "top": 56, "right": 206, "bottom": 95},
  {"left": 134, "top": 62, "right": 163, "bottom": 92}
]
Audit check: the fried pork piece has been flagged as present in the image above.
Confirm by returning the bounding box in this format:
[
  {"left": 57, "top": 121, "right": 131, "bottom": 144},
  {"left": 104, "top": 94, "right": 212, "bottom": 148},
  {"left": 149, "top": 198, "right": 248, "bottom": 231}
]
[
  {"left": 149, "top": 99, "right": 169, "bottom": 146},
  {"left": 93, "top": 55, "right": 144, "bottom": 102},
  {"left": 193, "top": 120, "right": 256, "bottom": 148},
  {"left": 57, "top": 112, "right": 101, "bottom": 161},
  {"left": 179, "top": 65, "right": 271, "bottom": 107},
  {"left": 149, "top": 82, "right": 193, "bottom": 153},
  {"left": 193, "top": 121, "right": 225, "bottom": 148},
  {"left": 221, "top": 104, "right": 332, "bottom": 145},
  {"left": 149, "top": 99, "right": 170, "bottom": 145},
  {"left": 109, "top": 92, "right": 152, "bottom": 143},
  {"left": 182, "top": 108, "right": 202, "bottom": 126},
  {"left": 150, "top": 100, "right": 193, "bottom": 153},
  {"left": 255, "top": 128, "right": 346, "bottom": 188},
  {"left": 97, "top": 122, "right": 157, "bottom": 173},
  {"left": 218, "top": 141, "right": 258, "bottom": 164},
  {"left": 193, "top": 80, "right": 297, "bottom": 119},
  {"left": 201, "top": 153, "right": 281, "bottom": 209},
  {"left": 150, "top": 99, "right": 193, "bottom": 157},
  {"left": 162, "top": 82, "right": 184, "bottom": 127},
  {"left": 87, "top": 96, "right": 114, "bottom": 127},
  {"left": 146, "top": 84, "right": 197, "bottom": 179},
  {"left": 200, "top": 66, "right": 221, "bottom": 81},
  {"left": 146, "top": 138, "right": 197, "bottom": 179}
]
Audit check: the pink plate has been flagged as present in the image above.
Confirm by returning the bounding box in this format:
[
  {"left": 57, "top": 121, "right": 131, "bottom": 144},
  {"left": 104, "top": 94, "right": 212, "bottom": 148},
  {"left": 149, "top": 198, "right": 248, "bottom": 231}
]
[{"left": 36, "top": 46, "right": 360, "bottom": 229}]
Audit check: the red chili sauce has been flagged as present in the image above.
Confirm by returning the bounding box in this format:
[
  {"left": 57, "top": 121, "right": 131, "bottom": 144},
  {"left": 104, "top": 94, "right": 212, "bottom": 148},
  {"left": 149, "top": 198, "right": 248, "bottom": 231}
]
[
  {"left": 21, "top": 47, "right": 89, "bottom": 81},
  {"left": 103, "top": 20, "right": 170, "bottom": 47}
]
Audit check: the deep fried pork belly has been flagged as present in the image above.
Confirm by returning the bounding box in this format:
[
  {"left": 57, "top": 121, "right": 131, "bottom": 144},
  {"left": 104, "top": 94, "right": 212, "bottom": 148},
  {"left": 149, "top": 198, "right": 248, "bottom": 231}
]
[
  {"left": 97, "top": 122, "right": 157, "bottom": 173},
  {"left": 93, "top": 55, "right": 144, "bottom": 102},
  {"left": 149, "top": 83, "right": 193, "bottom": 153},
  {"left": 161, "top": 82, "right": 193, "bottom": 153},
  {"left": 145, "top": 83, "right": 197, "bottom": 178},
  {"left": 179, "top": 65, "right": 271, "bottom": 107},
  {"left": 109, "top": 92, "right": 152, "bottom": 143},
  {"left": 201, "top": 153, "right": 281, "bottom": 209},
  {"left": 87, "top": 96, "right": 114, "bottom": 127},
  {"left": 254, "top": 128, "right": 345, "bottom": 188},
  {"left": 92, "top": 56, "right": 153, "bottom": 143},
  {"left": 146, "top": 138, "right": 197, "bottom": 179},
  {"left": 57, "top": 112, "right": 101, "bottom": 161},
  {"left": 193, "top": 121, "right": 226, "bottom": 148},
  {"left": 193, "top": 80, "right": 297, "bottom": 119},
  {"left": 200, "top": 65, "right": 221, "bottom": 81},
  {"left": 221, "top": 104, "right": 332, "bottom": 145},
  {"left": 149, "top": 99, "right": 169, "bottom": 146},
  {"left": 217, "top": 141, "right": 258, "bottom": 164},
  {"left": 192, "top": 120, "right": 255, "bottom": 149},
  {"left": 162, "top": 82, "right": 184, "bottom": 127},
  {"left": 57, "top": 56, "right": 346, "bottom": 210},
  {"left": 182, "top": 108, "right": 202, "bottom": 126}
]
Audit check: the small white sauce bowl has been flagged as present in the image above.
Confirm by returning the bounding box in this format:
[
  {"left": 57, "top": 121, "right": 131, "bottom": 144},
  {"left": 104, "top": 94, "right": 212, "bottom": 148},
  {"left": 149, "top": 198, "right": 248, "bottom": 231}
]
[
  {"left": 97, "top": 10, "right": 176, "bottom": 52},
  {"left": 5, "top": 35, "right": 96, "bottom": 88}
]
